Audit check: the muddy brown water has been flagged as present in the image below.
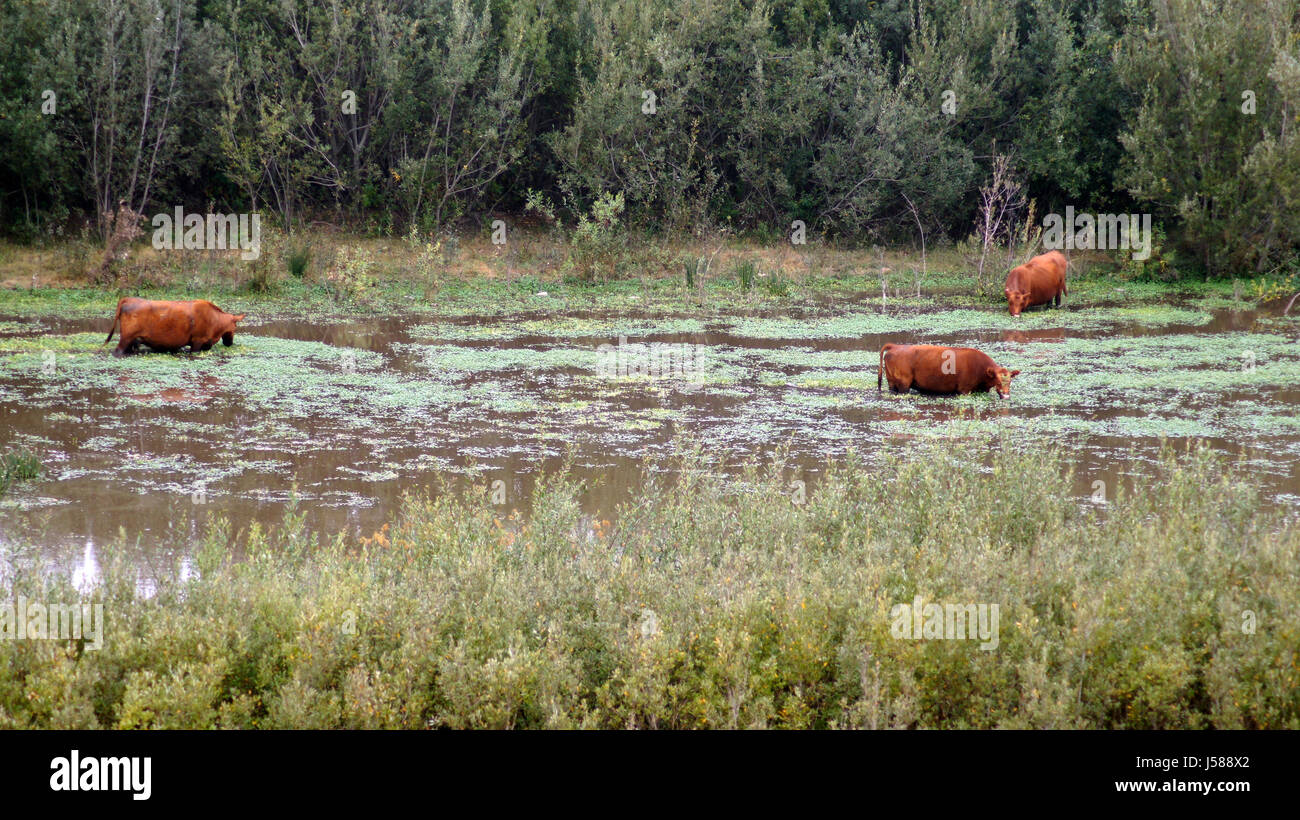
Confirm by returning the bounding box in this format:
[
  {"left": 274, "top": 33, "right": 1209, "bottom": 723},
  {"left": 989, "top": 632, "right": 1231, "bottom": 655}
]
[{"left": 1, "top": 301, "right": 1297, "bottom": 585}]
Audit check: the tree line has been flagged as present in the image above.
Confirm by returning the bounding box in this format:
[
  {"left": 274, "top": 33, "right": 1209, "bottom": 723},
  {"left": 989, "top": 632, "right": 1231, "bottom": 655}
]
[{"left": 0, "top": 0, "right": 1297, "bottom": 275}]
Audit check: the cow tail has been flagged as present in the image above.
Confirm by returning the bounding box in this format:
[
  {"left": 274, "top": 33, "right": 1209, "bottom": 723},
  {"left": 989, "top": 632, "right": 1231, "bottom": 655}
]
[
  {"left": 878, "top": 345, "right": 886, "bottom": 391},
  {"left": 104, "top": 300, "right": 124, "bottom": 343}
]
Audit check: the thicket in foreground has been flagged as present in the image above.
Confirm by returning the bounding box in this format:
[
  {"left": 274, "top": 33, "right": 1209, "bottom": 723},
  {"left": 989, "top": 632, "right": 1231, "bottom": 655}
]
[{"left": 1, "top": 441, "right": 1296, "bottom": 728}]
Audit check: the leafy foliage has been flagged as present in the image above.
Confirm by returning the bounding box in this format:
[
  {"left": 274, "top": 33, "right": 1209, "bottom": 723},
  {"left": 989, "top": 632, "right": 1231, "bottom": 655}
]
[
  {"left": 0, "top": 0, "right": 1296, "bottom": 274},
  {"left": 2, "top": 443, "right": 1296, "bottom": 728}
]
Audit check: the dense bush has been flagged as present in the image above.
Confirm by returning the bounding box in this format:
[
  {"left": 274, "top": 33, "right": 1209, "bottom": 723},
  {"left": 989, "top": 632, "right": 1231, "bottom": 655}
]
[
  {"left": 1, "top": 441, "right": 1295, "bottom": 729},
  {"left": 0, "top": 0, "right": 1295, "bottom": 272},
  {"left": 1116, "top": 0, "right": 1300, "bottom": 275}
]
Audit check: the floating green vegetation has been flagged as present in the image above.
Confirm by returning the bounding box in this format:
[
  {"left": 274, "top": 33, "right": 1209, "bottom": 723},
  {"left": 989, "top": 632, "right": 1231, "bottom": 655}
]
[
  {"left": 0, "top": 332, "right": 472, "bottom": 422},
  {"left": 780, "top": 390, "right": 864, "bottom": 411},
  {"left": 786, "top": 370, "right": 879, "bottom": 390},
  {"left": 0, "top": 331, "right": 110, "bottom": 356},
  {"left": 994, "top": 332, "right": 1300, "bottom": 410},
  {"left": 1258, "top": 312, "right": 1300, "bottom": 330},
  {"left": 7, "top": 319, "right": 1297, "bottom": 460},
  {"left": 710, "top": 327, "right": 1300, "bottom": 453},
  {"left": 1191, "top": 295, "right": 1258, "bottom": 311},
  {"left": 402, "top": 339, "right": 746, "bottom": 387},
  {"left": 409, "top": 315, "right": 710, "bottom": 341},
  {"left": 723, "top": 305, "right": 1212, "bottom": 340},
  {"left": 2, "top": 295, "right": 1297, "bottom": 552},
  {"left": 80, "top": 435, "right": 128, "bottom": 451},
  {"left": 402, "top": 342, "right": 601, "bottom": 376}
]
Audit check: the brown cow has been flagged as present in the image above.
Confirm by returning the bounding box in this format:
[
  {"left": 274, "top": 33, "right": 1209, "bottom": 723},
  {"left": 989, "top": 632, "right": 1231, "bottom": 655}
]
[
  {"left": 1004, "top": 250, "right": 1067, "bottom": 316},
  {"left": 104, "top": 297, "right": 245, "bottom": 357},
  {"left": 878, "top": 344, "right": 1020, "bottom": 398}
]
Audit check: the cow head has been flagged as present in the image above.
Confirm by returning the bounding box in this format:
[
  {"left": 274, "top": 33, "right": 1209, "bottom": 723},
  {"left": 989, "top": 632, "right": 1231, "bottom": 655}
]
[
  {"left": 1005, "top": 288, "right": 1031, "bottom": 317},
  {"left": 221, "top": 313, "right": 246, "bottom": 346},
  {"left": 986, "top": 366, "right": 1020, "bottom": 398}
]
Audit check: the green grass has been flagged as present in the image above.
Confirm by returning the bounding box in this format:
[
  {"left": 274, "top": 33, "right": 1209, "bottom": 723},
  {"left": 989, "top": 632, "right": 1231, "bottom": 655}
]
[
  {"left": 0, "top": 250, "right": 1252, "bottom": 323},
  {"left": 0, "top": 449, "right": 40, "bottom": 497},
  {"left": 1, "top": 442, "right": 1295, "bottom": 729}
]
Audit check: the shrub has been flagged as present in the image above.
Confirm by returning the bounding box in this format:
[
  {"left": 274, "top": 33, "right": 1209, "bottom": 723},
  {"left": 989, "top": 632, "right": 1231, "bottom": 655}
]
[
  {"left": 736, "top": 260, "right": 756, "bottom": 292},
  {"left": 1115, "top": 0, "right": 1300, "bottom": 275},
  {"left": 1118, "top": 224, "right": 1179, "bottom": 282},
  {"left": 568, "top": 192, "right": 627, "bottom": 282},
  {"left": 1, "top": 442, "right": 1296, "bottom": 729},
  {"left": 762, "top": 271, "right": 790, "bottom": 297},
  {"left": 285, "top": 245, "right": 311, "bottom": 279},
  {"left": 323, "top": 246, "right": 377, "bottom": 303}
]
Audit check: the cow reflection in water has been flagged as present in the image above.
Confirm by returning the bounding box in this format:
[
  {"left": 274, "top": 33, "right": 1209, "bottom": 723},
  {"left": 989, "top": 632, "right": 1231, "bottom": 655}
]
[
  {"left": 116, "top": 372, "right": 222, "bottom": 405},
  {"left": 1000, "top": 328, "right": 1065, "bottom": 345}
]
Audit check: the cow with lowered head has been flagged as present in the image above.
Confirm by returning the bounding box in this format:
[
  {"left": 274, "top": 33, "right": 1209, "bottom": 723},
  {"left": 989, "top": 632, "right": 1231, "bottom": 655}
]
[
  {"left": 105, "top": 297, "right": 246, "bottom": 357},
  {"left": 1004, "top": 250, "right": 1067, "bottom": 317},
  {"left": 879, "top": 344, "right": 1020, "bottom": 398}
]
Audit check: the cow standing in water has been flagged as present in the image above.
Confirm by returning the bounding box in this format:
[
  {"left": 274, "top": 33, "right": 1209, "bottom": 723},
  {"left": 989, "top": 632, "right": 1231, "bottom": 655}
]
[
  {"left": 105, "top": 297, "right": 246, "bottom": 357},
  {"left": 879, "top": 344, "right": 1020, "bottom": 398},
  {"left": 1004, "top": 250, "right": 1068, "bottom": 316}
]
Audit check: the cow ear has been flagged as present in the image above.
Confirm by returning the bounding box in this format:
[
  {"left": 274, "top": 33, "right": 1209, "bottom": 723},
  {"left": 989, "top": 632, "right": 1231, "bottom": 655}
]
[
  {"left": 986, "top": 366, "right": 997, "bottom": 380},
  {"left": 1009, "top": 369, "right": 1020, "bottom": 378},
  {"left": 233, "top": 314, "right": 245, "bottom": 322}
]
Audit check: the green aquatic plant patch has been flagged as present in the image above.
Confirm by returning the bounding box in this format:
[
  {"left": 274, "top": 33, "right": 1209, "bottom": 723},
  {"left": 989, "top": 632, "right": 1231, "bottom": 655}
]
[
  {"left": 722, "top": 305, "right": 1212, "bottom": 340},
  {"left": 409, "top": 315, "right": 711, "bottom": 342}
]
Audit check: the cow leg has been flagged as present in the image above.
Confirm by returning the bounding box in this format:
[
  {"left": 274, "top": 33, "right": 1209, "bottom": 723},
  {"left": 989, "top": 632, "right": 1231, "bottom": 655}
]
[{"left": 114, "top": 335, "right": 137, "bottom": 357}]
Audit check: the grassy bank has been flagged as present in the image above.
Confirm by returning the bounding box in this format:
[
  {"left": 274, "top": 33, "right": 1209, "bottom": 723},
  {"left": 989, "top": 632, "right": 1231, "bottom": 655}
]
[
  {"left": 1, "top": 442, "right": 1295, "bottom": 729},
  {"left": 0, "top": 231, "right": 1260, "bottom": 321}
]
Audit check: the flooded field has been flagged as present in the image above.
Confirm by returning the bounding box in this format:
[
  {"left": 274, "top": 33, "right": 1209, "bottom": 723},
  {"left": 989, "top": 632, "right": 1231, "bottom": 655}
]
[{"left": 2, "top": 293, "right": 1298, "bottom": 582}]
